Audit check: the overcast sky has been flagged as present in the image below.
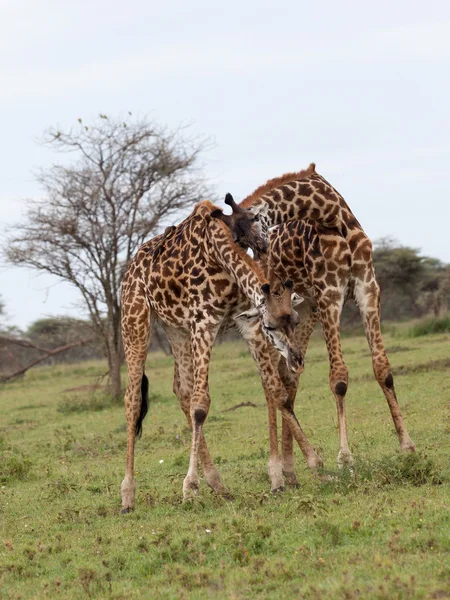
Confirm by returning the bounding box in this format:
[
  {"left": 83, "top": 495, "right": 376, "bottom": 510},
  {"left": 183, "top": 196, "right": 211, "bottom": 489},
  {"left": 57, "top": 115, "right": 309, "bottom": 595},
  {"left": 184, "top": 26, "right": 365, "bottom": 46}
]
[{"left": 1, "top": 0, "right": 450, "bottom": 329}]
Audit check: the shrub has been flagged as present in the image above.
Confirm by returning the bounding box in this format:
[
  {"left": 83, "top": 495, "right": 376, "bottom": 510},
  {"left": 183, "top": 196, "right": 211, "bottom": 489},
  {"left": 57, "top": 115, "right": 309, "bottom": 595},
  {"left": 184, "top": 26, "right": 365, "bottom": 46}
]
[
  {"left": 1, "top": 452, "right": 33, "bottom": 484},
  {"left": 408, "top": 315, "right": 450, "bottom": 337}
]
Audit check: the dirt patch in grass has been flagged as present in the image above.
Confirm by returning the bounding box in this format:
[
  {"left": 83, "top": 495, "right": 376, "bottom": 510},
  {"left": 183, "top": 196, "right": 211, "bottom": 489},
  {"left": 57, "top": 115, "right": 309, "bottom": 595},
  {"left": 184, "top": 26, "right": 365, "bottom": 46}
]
[
  {"left": 355, "top": 358, "right": 450, "bottom": 381},
  {"left": 359, "top": 345, "right": 414, "bottom": 358},
  {"left": 63, "top": 384, "right": 106, "bottom": 393}
]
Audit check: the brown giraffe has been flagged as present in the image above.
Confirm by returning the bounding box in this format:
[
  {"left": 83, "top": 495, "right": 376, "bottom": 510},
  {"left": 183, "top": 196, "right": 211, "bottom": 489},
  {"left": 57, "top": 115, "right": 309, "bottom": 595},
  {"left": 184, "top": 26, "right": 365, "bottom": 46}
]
[
  {"left": 120, "top": 198, "right": 319, "bottom": 511},
  {"left": 234, "top": 163, "right": 416, "bottom": 485}
]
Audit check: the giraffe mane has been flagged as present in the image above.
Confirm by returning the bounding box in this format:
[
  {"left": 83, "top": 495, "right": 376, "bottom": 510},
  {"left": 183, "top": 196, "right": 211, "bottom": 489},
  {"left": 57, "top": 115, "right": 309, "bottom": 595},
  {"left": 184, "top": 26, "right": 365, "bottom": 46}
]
[
  {"left": 240, "top": 162, "right": 316, "bottom": 208},
  {"left": 194, "top": 199, "right": 218, "bottom": 213},
  {"left": 212, "top": 217, "right": 268, "bottom": 284}
]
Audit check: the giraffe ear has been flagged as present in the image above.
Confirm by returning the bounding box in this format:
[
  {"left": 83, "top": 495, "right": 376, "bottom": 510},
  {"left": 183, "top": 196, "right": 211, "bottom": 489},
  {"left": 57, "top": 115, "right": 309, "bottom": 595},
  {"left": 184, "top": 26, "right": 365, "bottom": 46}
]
[
  {"left": 291, "top": 293, "right": 304, "bottom": 307},
  {"left": 233, "top": 306, "right": 261, "bottom": 322}
]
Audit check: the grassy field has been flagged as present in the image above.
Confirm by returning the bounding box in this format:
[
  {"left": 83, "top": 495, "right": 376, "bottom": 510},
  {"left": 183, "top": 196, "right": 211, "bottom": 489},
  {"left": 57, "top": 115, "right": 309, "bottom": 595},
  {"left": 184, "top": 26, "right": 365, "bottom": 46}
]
[{"left": 1, "top": 328, "right": 450, "bottom": 599}]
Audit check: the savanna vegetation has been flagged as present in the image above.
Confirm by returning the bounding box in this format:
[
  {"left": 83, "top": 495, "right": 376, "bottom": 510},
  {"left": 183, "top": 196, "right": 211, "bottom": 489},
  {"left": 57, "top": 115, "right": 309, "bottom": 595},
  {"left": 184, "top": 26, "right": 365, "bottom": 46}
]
[
  {"left": 1, "top": 323, "right": 449, "bottom": 599},
  {"left": 1, "top": 115, "right": 449, "bottom": 599}
]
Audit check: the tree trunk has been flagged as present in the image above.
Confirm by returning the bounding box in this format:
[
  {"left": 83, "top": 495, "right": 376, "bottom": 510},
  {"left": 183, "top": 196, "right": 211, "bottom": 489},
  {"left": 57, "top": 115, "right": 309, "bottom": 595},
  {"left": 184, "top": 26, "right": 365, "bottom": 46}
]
[
  {"left": 108, "top": 345, "right": 122, "bottom": 400},
  {"left": 104, "top": 304, "right": 124, "bottom": 400}
]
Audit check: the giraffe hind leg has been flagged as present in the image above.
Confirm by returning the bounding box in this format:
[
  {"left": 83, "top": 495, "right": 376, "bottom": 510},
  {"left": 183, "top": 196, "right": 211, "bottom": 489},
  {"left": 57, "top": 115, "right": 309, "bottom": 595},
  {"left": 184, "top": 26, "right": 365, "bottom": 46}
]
[
  {"left": 120, "top": 294, "right": 154, "bottom": 513},
  {"left": 354, "top": 276, "right": 416, "bottom": 451}
]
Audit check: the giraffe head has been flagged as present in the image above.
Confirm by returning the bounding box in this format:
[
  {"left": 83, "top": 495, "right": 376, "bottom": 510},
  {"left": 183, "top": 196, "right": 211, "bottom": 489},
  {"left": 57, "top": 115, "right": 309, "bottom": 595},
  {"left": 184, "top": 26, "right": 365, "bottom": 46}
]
[
  {"left": 211, "top": 193, "right": 268, "bottom": 259},
  {"left": 235, "top": 280, "right": 305, "bottom": 373}
]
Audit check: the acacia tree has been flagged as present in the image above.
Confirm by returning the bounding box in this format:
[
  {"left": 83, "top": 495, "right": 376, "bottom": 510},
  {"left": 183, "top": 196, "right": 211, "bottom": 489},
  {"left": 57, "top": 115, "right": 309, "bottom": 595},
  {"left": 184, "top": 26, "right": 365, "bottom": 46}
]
[{"left": 5, "top": 115, "right": 208, "bottom": 398}]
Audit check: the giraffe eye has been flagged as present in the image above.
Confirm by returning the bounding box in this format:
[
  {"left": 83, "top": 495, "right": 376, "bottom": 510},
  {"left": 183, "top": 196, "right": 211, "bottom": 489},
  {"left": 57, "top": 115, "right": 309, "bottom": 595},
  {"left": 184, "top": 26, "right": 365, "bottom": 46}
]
[
  {"left": 265, "top": 325, "right": 276, "bottom": 331},
  {"left": 253, "top": 214, "right": 260, "bottom": 222}
]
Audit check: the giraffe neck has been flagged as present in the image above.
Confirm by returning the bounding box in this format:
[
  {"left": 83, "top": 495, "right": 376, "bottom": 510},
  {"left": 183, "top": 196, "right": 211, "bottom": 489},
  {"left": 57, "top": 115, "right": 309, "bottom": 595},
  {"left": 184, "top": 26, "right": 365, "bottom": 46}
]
[
  {"left": 208, "top": 220, "right": 266, "bottom": 306},
  {"left": 239, "top": 167, "right": 365, "bottom": 240}
]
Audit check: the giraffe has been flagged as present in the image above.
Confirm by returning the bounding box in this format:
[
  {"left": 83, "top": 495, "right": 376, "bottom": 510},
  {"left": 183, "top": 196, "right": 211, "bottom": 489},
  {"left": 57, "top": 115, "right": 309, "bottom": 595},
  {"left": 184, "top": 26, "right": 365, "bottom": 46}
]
[
  {"left": 234, "top": 163, "right": 416, "bottom": 485},
  {"left": 120, "top": 198, "right": 320, "bottom": 512}
]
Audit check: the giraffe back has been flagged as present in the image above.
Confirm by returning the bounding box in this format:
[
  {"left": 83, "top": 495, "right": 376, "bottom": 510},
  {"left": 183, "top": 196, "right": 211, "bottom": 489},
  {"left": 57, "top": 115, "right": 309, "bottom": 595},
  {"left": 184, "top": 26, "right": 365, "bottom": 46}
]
[{"left": 268, "top": 220, "right": 353, "bottom": 303}]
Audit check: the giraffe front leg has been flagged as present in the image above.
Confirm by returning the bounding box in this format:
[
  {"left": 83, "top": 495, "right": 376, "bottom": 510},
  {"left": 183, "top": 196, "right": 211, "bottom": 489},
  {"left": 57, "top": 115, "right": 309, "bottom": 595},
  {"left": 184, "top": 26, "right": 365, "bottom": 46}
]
[
  {"left": 176, "top": 379, "right": 229, "bottom": 497},
  {"left": 240, "top": 322, "right": 284, "bottom": 492},
  {"left": 278, "top": 358, "right": 300, "bottom": 487},
  {"left": 168, "top": 328, "right": 229, "bottom": 498},
  {"left": 240, "top": 321, "right": 321, "bottom": 489},
  {"left": 183, "top": 326, "right": 216, "bottom": 502},
  {"left": 267, "top": 396, "right": 284, "bottom": 493},
  {"left": 279, "top": 302, "right": 319, "bottom": 484},
  {"left": 317, "top": 295, "right": 354, "bottom": 469}
]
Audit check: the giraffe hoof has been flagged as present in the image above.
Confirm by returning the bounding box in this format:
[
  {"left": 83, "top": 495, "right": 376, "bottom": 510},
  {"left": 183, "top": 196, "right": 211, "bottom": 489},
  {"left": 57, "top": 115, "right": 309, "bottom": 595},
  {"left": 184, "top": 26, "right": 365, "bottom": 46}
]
[
  {"left": 283, "top": 471, "right": 299, "bottom": 487},
  {"left": 288, "top": 482, "right": 301, "bottom": 489},
  {"left": 183, "top": 480, "right": 200, "bottom": 502},
  {"left": 271, "top": 485, "right": 285, "bottom": 494},
  {"left": 218, "top": 490, "right": 234, "bottom": 501},
  {"left": 400, "top": 441, "right": 416, "bottom": 453},
  {"left": 337, "top": 451, "right": 354, "bottom": 469},
  {"left": 319, "top": 473, "right": 336, "bottom": 483},
  {"left": 120, "top": 507, "right": 133, "bottom": 514},
  {"left": 307, "top": 454, "right": 324, "bottom": 471}
]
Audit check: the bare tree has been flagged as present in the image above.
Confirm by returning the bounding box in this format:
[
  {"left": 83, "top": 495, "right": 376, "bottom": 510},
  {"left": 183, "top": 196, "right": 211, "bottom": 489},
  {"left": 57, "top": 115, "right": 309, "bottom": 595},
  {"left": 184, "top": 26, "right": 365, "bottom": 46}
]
[{"left": 5, "top": 115, "right": 208, "bottom": 398}]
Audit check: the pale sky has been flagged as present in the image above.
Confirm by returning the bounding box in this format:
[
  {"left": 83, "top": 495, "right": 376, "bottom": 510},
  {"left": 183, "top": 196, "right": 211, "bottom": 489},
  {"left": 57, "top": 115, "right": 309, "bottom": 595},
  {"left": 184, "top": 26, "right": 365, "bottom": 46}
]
[{"left": 1, "top": 0, "right": 450, "bottom": 329}]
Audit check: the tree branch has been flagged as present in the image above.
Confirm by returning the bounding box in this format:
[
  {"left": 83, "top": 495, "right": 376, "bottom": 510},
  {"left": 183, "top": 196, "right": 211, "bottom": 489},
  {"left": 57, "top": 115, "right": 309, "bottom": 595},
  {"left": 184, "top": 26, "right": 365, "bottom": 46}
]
[{"left": 0, "top": 336, "right": 95, "bottom": 383}]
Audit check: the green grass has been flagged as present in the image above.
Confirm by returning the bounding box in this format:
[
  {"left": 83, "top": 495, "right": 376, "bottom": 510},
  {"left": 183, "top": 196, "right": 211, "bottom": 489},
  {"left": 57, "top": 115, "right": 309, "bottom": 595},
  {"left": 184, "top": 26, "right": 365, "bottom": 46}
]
[{"left": 1, "top": 331, "right": 450, "bottom": 599}]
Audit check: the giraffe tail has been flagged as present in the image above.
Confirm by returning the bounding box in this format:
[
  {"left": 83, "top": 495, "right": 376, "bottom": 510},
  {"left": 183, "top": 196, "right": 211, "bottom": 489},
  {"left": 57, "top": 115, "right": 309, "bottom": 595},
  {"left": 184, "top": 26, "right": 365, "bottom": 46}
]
[{"left": 135, "top": 373, "right": 149, "bottom": 439}]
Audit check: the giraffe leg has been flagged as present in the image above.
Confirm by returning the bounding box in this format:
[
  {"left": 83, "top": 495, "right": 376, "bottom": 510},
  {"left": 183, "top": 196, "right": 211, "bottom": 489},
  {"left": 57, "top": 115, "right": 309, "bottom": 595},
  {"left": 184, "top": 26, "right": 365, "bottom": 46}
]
[
  {"left": 279, "top": 303, "right": 320, "bottom": 485},
  {"left": 317, "top": 294, "right": 353, "bottom": 467},
  {"left": 167, "top": 327, "right": 229, "bottom": 497},
  {"left": 264, "top": 382, "right": 284, "bottom": 492},
  {"left": 354, "top": 277, "right": 416, "bottom": 451},
  {"left": 238, "top": 320, "right": 282, "bottom": 490},
  {"left": 120, "top": 298, "right": 154, "bottom": 513},
  {"left": 183, "top": 325, "right": 218, "bottom": 501},
  {"left": 238, "top": 319, "right": 322, "bottom": 491}
]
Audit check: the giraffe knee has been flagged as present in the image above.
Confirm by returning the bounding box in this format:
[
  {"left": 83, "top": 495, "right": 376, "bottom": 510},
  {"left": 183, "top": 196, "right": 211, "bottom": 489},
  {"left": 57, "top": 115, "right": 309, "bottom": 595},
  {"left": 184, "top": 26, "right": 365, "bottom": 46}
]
[
  {"left": 335, "top": 381, "right": 347, "bottom": 397},
  {"left": 385, "top": 372, "right": 394, "bottom": 389},
  {"left": 194, "top": 408, "right": 207, "bottom": 426},
  {"left": 281, "top": 396, "right": 295, "bottom": 414},
  {"left": 373, "top": 362, "right": 394, "bottom": 389}
]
